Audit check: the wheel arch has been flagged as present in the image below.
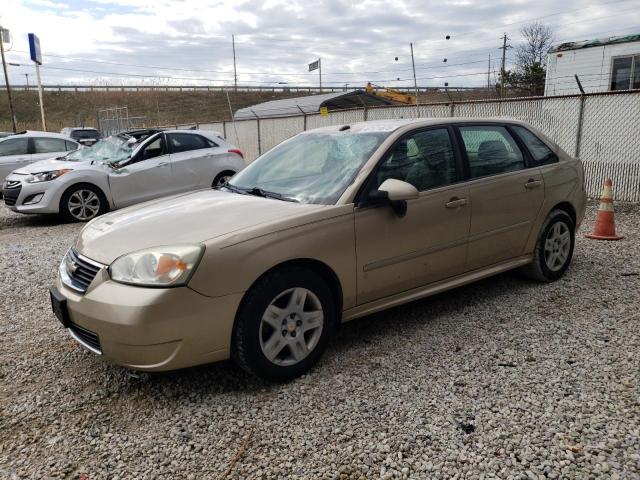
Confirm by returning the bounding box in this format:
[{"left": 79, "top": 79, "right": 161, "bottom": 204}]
[
  {"left": 238, "top": 258, "right": 344, "bottom": 326},
  {"left": 212, "top": 169, "right": 237, "bottom": 187},
  {"left": 59, "top": 182, "right": 110, "bottom": 213},
  {"left": 549, "top": 201, "right": 576, "bottom": 227}
]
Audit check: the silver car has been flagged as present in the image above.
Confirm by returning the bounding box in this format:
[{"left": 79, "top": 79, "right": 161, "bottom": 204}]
[
  {"left": 2, "top": 130, "right": 245, "bottom": 222},
  {"left": 0, "top": 131, "right": 80, "bottom": 181}
]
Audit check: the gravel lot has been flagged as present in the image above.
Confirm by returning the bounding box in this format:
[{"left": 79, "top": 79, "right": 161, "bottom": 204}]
[{"left": 1, "top": 203, "right": 639, "bottom": 480}]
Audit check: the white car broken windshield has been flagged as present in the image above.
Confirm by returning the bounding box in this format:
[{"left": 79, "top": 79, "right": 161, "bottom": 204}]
[{"left": 64, "top": 136, "right": 134, "bottom": 164}]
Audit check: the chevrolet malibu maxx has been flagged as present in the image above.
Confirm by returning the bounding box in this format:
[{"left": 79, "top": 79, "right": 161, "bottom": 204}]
[{"left": 51, "top": 118, "right": 586, "bottom": 381}]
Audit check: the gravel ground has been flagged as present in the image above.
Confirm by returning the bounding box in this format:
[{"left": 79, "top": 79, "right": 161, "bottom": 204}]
[{"left": 1, "top": 203, "right": 639, "bottom": 480}]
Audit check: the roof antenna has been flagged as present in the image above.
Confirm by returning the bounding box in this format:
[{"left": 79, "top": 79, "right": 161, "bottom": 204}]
[{"left": 339, "top": 125, "right": 350, "bottom": 131}]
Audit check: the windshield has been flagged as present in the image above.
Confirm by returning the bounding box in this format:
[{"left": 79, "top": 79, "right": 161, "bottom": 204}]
[
  {"left": 64, "top": 136, "right": 133, "bottom": 163},
  {"left": 228, "top": 131, "right": 389, "bottom": 204}
]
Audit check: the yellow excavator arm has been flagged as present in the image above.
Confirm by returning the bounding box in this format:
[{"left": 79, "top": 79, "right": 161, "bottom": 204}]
[{"left": 365, "top": 82, "right": 416, "bottom": 105}]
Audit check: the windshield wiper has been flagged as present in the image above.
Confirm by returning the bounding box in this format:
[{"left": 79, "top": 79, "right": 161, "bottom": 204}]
[
  {"left": 222, "top": 183, "right": 246, "bottom": 194},
  {"left": 225, "top": 184, "right": 298, "bottom": 202},
  {"left": 246, "top": 187, "right": 299, "bottom": 202}
]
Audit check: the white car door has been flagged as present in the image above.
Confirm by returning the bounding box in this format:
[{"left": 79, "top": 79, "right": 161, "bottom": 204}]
[
  {"left": 32, "top": 137, "right": 76, "bottom": 162},
  {"left": 0, "top": 137, "right": 31, "bottom": 180},
  {"left": 166, "top": 132, "right": 217, "bottom": 190},
  {"left": 108, "top": 134, "right": 176, "bottom": 208}
]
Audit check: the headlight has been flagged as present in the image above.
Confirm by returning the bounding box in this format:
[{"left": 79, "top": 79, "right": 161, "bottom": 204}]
[
  {"left": 109, "top": 245, "right": 204, "bottom": 287},
  {"left": 25, "top": 169, "right": 72, "bottom": 183}
]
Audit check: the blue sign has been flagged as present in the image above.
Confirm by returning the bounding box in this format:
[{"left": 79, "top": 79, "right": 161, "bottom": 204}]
[{"left": 28, "top": 33, "right": 42, "bottom": 65}]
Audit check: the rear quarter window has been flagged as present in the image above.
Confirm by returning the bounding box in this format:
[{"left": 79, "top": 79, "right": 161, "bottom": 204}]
[{"left": 512, "top": 125, "right": 559, "bottom": 167}]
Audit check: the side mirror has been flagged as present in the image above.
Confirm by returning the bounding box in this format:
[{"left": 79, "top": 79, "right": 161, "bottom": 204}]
[
  {"left": 367, "top": 179, "right": 419, "bottom": 218},
  {"left": 377, "top": 178, "right": 419, "bottom": 201}
]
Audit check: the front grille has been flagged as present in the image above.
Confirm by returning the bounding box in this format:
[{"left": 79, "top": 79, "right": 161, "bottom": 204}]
[
  {"left": 69, "top": 322, "right": 101, "bottom": 353},
  {"left": 3, "top": 184, "right": 21, "bottom": 206},
  {"left": 64, "top": 249, "right": 103, "bottom": 293}
]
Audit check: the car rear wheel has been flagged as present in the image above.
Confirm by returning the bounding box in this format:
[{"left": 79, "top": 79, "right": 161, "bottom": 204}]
[
  {"left": 212, "top": 170, "right": 235, "bottom": 188},
  {"left": 521, "top": 209, "right": 575, "bottom": 282},
  {"left": 60, "top": 184, "right": 107, "bottom": 222},
  {"left": 232, "top": 266, "right": 336, "bottom": 381}
]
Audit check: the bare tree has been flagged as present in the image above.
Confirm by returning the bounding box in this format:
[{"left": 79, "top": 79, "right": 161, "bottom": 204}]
[
  {"left": 502, "top": 22, "right": 555, "bottom": 96},
  {"left": 516, "top": 22, "right": 554, "bottom": 71}
]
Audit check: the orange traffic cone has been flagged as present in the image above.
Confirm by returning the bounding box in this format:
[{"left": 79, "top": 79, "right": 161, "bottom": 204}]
[{"left": 585, "top": 178, "right": 624, "bottom": 241}]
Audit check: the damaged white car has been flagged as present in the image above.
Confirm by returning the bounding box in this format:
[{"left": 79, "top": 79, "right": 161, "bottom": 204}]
[{"left": 2, "top": 130, "right": 245, "bottom": 222}]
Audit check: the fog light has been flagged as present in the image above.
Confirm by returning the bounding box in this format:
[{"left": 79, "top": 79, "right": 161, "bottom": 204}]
[{"left": 23, "top": 193, "right": 44, "bottom": 205}]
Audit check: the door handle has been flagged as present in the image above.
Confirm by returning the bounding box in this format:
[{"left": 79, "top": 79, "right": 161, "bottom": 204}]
[
  {"left": 445, "top": 197, "right": 468, "bottom": 209},
  {"left": 525, "top": 179, "right": 543, "bottom": 189},
  {"left": 157, "top": 162, "right": 170, "bottom": 168}
]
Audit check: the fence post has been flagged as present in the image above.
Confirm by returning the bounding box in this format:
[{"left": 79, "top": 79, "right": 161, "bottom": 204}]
[
  {"left": 256, "top": 118, "right": 262, "bottom": 155},
  {"left": 574, "top": 96, "right": 585, "bottom": 158},
  {"left": 296, "top": 105, "right": 307, "bottom": 130},
  {"left": 223, "top": 120, "right": 227, "bottom": 139}
]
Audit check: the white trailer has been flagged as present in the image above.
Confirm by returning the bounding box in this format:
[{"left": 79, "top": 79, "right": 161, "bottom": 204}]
[{"left": 544, "top": 34, "right": 640, "bottom": 96}]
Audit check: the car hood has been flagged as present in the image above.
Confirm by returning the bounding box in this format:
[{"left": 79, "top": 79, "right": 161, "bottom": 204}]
[
  {"left": 76, "top": 189, "right": 329, "bottom": 264},
  {"left": 14, "top": 157, "right": 83, "bottom": 174}
]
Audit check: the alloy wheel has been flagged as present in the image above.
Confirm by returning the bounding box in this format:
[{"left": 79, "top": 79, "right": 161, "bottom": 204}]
[
  {"left": 259, "top": 287, "right": 324, "bottom": 366},
  {"left": 68, "top": 189, "right": 101, "bottom": 221},
  {"left": 544, "top": 221, "right": 571, "bottom": 271},
  {"left": 216, "top": 175, "right": 231, "bottom": 187}
]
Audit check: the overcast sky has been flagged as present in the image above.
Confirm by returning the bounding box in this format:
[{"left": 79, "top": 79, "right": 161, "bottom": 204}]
[{"left": 1, "top": 0, "right": 639, "bottom": 89}]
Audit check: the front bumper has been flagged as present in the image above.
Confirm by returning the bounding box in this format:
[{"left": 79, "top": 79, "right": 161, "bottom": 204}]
[
  {"left": 53, "top": 275, "right": 244, "bottom": 371},
  {"left": 2, "top": 174, "right": 64, "bottom": 214}
]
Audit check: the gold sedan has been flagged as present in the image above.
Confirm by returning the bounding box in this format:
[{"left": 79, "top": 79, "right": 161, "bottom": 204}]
[{"left": 50, "top": 118, "right": 586, "bottom": 381}]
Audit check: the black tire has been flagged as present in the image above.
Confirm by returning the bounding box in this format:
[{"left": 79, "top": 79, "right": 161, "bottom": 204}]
[
  {"left": 60, "top": 183, "right": 108, "bottom": 223},
  {"left": 521, "top": 209, "right": 575, "bottom": 282},
  {"left": 212, "top": 170, "right": 235, "bottom": 189},
  {"left": 232, "top": 266, "right": 336, "bottom": 382}
]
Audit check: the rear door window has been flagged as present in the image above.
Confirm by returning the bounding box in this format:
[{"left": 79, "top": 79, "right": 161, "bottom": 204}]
[
  {"left": 511, "top": 126, "right": 558, "bottom": 166},
  {"left": 458, "top": 125, "right": 525, "bottom": 178},
  {"left": 33, "top": 137, "right": 68, "bottom": 153},
  {"left": 0, "top": 138, "right": 29, "bottom": 156},
  {"left": 167, "top": 133, "right": 210, "bottom": 153}
]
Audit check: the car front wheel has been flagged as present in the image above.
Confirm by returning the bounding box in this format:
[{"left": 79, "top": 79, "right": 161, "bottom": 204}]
[
  {"left": 522, "top": 209, "right": 575, "bottom": 282},
  {"left": 60, "top": 184, "right": 107, "bottom": 222},
  {"left": 232, "top": 266, "right": 336, "bottom": 381}
]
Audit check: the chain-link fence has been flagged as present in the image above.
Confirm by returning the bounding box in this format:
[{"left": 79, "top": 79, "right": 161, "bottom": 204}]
[
  {"left": 174, "top": 91, "right": 640, "bottom": 201},
  {"left": 97, "top": 106, "right": 146, "bottom": 136}
]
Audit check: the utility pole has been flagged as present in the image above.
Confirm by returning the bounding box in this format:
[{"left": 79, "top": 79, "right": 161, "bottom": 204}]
[
  {"left": 499, "top": 33, "right": 511, "bottom": 99},
  {"left": 232, "top": 34, "right": 237, "bottom": 92},
  {"left": 487, "top": 54, "right": 491, "bottom": 90},
  {"left": 0, "top": 25, "right": 17, "bottom": 132},
  {"left": 410, "top": 42, "right": 419, "bottom": 114},
  {"left": 318, "top": 58, "right": 322, "bottom": 93}
]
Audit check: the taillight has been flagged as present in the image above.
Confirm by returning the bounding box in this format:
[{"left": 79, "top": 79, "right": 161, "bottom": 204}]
[{"left": 228, "top": 149, "right": 243, "bottom": 159}]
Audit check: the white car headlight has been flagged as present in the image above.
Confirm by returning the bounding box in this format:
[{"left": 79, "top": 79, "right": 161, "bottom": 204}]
[
  {"left": 26, "top": 169, "right": 72, "bottom": 183},
  {"left": 109, "top": 245, "right": 204, "bottom": 287}
]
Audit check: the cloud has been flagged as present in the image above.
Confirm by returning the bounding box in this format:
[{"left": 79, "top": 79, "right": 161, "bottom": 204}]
[{"left": 2, "top": 0, "right": 639, "bottom": 88}]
